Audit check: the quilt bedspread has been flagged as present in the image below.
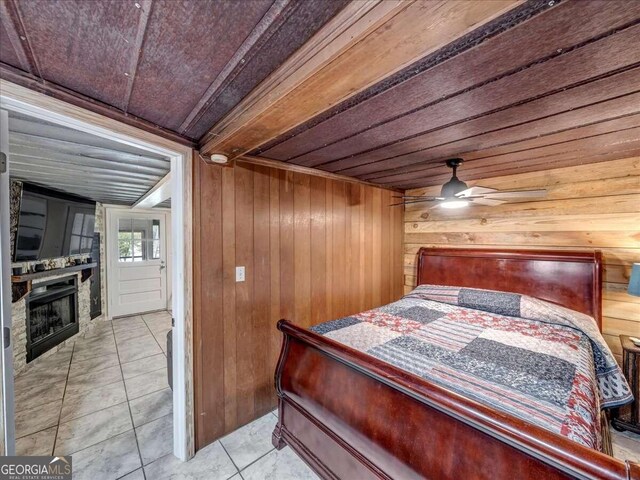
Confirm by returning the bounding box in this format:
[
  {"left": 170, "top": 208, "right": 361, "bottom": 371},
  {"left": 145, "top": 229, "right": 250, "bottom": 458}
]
[{"left": 310, "top": 285, "right": 632, "bottom": 450}]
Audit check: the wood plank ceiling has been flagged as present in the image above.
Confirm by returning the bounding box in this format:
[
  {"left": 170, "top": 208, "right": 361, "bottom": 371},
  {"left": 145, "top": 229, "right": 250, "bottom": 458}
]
[
  {"left": 2, "top": 0, "right": 639, "bottom": 190},
  {"left": 250, "top": 0, "right": 640, "bottom": 189}
]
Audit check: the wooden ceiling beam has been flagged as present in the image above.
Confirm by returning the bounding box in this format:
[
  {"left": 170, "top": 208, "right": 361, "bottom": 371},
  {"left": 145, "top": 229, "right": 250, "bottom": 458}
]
[
  {"left": 198, "top": 0, "right": 523, "bottom": 159},
  {"left": 121, "top": 0, "right": 153, "bottom": 112},
  {"left": 260, "top": 0, "right": 640, "bottom": 163},
  {"left": 177, "top": 0, "right": 294, "bottom": 134},
  {"left": 133, "top": 172, "right": 172, "bottom": 208}
]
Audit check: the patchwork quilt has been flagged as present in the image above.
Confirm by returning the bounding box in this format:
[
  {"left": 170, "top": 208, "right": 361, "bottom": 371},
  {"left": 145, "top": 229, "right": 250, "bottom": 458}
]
[{"left": 310, "top": 285, "right": 632, "bottom": 450}]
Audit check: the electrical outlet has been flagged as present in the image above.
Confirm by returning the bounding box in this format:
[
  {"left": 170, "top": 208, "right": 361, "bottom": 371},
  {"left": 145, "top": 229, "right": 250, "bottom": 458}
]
[{"left": 235, "top": 266, "right": 245, "bottom": 282}]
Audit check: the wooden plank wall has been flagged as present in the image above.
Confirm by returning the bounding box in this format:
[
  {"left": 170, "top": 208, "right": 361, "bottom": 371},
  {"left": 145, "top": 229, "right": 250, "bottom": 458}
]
[
  {"left": 403, "top": 157, "right": 640, "bottom": 364},
  {"left": 192, "top": 155, "right": 403, "bottom": 449}
]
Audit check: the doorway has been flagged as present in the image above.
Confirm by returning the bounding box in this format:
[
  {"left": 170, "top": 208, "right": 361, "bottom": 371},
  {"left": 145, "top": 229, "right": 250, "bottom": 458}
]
[
  {"left": 107, "top": 210, "right": 169, "bottom": 318},
  {"left": 0, "top": 81, "right": 194, "bottom": 462}
]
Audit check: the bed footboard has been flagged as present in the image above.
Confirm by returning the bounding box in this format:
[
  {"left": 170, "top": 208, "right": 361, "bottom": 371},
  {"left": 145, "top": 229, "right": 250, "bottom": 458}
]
[{"left": 273, "top": 320, "right": 639, "bottom": 480}]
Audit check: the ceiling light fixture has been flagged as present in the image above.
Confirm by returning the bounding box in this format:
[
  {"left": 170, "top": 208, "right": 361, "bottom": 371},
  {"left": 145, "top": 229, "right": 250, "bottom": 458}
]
[
  {"left": 440, "top": 199, "right": 469, "bottom": 209},
  {"left": 391, "top": 158, "right": 547, "bottom": 208}
]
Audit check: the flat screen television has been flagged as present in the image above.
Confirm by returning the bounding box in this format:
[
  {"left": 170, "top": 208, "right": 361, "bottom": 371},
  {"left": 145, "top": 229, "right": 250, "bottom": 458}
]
[{"left": 14, "top": 183, "right": 97, "bottom": 262}]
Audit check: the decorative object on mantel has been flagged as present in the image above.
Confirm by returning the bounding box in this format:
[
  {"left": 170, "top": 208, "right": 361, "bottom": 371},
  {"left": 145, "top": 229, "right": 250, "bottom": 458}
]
[
  {"left": 34, "top": 263, "right": 45, "bottom": 272},
  {"left": 12, "top": 266, "right": 22, "bottom": 276},
  {"left": 11, "top": 262, "right": 97, "bottom": 303},
  {"left": 391, "top": 158, "right": 547, "bottom": 208}
]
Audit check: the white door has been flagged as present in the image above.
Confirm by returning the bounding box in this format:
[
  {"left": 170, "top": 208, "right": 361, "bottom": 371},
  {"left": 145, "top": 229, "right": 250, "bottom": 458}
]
[
  {"left": 0, "top": 109, "right": 16, "bottom": 455},
  {"left": 108, "top": 210, "right": 167, "bottom": 318}
]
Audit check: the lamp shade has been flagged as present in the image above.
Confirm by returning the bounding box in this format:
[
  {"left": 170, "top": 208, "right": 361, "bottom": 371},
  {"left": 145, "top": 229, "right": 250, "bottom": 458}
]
[{"left": 628, "top": 263, "right": 640, "bottom": 297}]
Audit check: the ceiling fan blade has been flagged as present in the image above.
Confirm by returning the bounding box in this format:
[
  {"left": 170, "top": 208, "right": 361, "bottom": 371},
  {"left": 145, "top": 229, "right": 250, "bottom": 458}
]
[
  {"left": 393, "top": 195, "right": 439, "bottom": 200},
  {"left": 481, "top": 189, "right": 547, "bottom": 199},
  {"left": 470, "top": 197, "right": 506, "bottom": 206},
  {"left": 389, "top": 198, "right": 439, "bottom": 207},
  {"left": 404, "top": 198, "right": 439, "bottom": 204},
  {"left": 456, "top": 186, "right": 498, "bottom": 197}
]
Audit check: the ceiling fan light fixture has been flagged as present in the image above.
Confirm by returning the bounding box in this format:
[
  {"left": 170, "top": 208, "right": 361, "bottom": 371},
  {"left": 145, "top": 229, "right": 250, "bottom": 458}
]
[
  {"left": 440, "top": 177, "right": 468, "bottom": 197},
  {"left": 440, "top": 199, "right": 469, "bottom": 209},
  {"left": 440, "top": 158, "right": 468, "bottom": 197}
]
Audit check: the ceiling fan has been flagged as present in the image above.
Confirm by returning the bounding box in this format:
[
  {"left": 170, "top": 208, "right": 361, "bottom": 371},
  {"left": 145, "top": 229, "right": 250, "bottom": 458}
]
[{"left": 392, "top": 158, "right": 546, "bottom": 208}]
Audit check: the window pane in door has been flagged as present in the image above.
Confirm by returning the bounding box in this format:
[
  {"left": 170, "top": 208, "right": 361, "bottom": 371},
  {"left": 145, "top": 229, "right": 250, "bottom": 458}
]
[
  {"left": 118, "top": 234, "right": 132, "bottom": 262},
  {"left": 132, "top": 239, "right": 144, "bottom": 262},
  {"left": 117, "top": 217, "right": 161, "bottom": 262},
  {"left": 146, "top": 240, "right": 160, "bottom": 259}
]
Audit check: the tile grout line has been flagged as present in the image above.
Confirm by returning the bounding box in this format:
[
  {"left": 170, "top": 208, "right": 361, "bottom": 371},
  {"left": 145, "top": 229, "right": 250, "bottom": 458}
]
[
  {"left": 128, "top": 391, "right": 173, "bottom": 429},
  {"left": 64, "top": 369, "right": 126, "bottom": 398},
  {"left": 40, "top": 396, "right": 169, "bottom": 457},
  {"left": 50, "top": 344, "right": 76, "bottom": 456},
  {"left": 122, "top": 363, "right": 167, "bottom": 382},
  {"left": 140, "top": 312, "right": 171, "bottom": 354},
  {"left": 55, "top": 399, "right": 130, "bottom": 430},
  {"left": 218, "top": 441, "right": 242, "bottom": 477},
  {"left": 46, "top": 325, "right": 136, "bottom": 457},
  {"left": 120, "top": 351, "right": 167, "bottom": 368},
  {"left": 236, "top": 446, "right": 277, "bottom": 476},
  {"left": 112, "top": 318, "right": 147, "bottom": 480},
  {"left": 15, "top": 316, "right": 170, "bottom": 459}
]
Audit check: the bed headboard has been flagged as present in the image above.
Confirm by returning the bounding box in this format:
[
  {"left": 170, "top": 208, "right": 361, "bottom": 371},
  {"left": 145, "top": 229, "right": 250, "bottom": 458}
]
[{"left": 416, "top": 248, "right": 603, "bottom": 331}]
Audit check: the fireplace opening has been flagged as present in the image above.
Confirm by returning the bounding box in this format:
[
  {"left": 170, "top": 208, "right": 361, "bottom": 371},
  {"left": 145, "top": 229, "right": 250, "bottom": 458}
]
[{"left": 26, "top": 275, "right": 79, "bottom": 362}]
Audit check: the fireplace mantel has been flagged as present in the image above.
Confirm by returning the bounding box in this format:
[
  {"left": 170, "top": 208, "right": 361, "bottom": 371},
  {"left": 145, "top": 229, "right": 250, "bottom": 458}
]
[
  {"left": 11, "top": 263, "right": 97, "bottom": 303},
  {"left": 11, "top": 262, "right": 97, "bottom": 283}
]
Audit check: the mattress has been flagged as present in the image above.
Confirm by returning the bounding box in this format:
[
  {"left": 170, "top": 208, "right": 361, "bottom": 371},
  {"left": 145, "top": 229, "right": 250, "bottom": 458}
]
[{"left": 310, "top": 285, "right": 632, "bottom": 450}]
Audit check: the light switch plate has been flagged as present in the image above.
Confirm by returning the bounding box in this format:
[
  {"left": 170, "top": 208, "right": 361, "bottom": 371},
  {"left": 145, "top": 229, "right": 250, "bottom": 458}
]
[{"left": 235, "top": 266, "right": 245, "bottom": 282}]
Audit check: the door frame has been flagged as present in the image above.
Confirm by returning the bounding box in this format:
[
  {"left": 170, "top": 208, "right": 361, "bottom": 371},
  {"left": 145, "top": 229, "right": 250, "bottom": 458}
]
[
  {"left": 105, "top": 207, "right": 169, "bottom": 319},
  {"left": 0, "top": 80, "right": 195, "bottom": 461},
  {"left": 0, "top": 108, "right": 16, "bottom": 455}
]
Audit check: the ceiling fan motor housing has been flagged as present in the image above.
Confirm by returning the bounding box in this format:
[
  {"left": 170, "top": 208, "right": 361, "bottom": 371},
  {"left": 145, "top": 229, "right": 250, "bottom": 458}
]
[
  {"left": 440, "top": 177, "right": 468, "bottom": 197},
  {"left": 440, "top": 158, "right": 468, "bottom": 197}
]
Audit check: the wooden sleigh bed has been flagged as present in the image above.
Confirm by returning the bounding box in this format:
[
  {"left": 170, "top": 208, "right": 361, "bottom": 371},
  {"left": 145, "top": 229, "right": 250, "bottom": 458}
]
[{"left": 272, "top": 248, "right": 640, "bottom": 480}]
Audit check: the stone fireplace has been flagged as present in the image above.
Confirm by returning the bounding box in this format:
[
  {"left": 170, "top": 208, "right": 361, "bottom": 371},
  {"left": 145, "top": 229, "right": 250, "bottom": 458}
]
[
  {"left": 11, "top": 266, "right": 91, "bottom": 375},
  {"left": 9, "top": 181, "right": 107, "bottom": 377},
  {"left": 25, "top": 275, "right": 79, "bottom": 362}
]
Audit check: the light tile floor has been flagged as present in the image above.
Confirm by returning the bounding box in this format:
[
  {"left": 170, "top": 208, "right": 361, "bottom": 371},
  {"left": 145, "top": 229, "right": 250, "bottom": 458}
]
[
  {"left": 14, "top": 311, "right": 173, "bottom": 480},
  {"left": 140, "top": 410, "right": 318, "bottom": 480},
  {"left": 13, "top": 309, "right": 640, "bottom": 479}
]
